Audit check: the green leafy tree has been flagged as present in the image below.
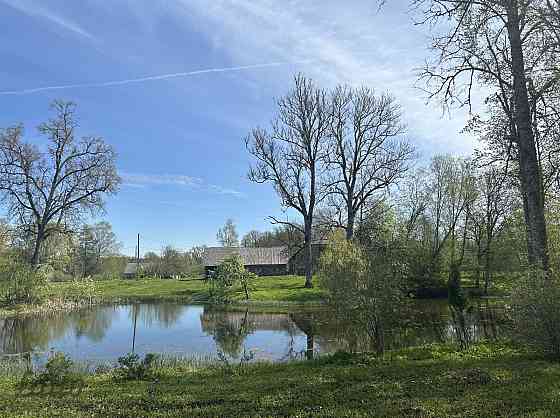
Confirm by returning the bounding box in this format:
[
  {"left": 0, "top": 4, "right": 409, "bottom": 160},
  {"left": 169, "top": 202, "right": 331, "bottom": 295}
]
[
  {"left": 211, "top": 255, "right": 255, "bottom": 302},
  {"left": 511, "top": 269, "right": 560, "bottom": 358},
  {"left": 319, "top": 232, "right": 406, "bottom": 354}
]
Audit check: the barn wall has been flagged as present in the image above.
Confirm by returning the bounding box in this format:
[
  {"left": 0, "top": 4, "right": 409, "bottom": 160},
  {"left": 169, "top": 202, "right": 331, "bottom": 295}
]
[
  {"left": 246, "top": 264, "right": 288, "bottom": 276},
  {"left": 288, "top": 244, "right": 327, "bottom": 275},
  {"left": 205, "top": 264, "right": 288, "bottom": 277}
]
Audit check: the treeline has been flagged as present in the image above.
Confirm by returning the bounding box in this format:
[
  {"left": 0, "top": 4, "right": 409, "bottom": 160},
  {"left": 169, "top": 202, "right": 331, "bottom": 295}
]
[
  {"left": 244, "top": 74, "right": 560, "bottom": 291},
  {"left": 238, "top": 153, "right": 536, "bottom": 294},
  {"left": 0, "top": 220, "right": 126, "bottom": 281},
  {"left": 142, "top": 246, "right": 205, "bottom": 278}
]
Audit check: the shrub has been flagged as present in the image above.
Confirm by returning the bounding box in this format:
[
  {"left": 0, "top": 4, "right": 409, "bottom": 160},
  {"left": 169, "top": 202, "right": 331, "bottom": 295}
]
[
  {"left": 115, "top": 353, "right": 159, "bottom": 380},
  {"left": 209, "top": 255, "right": 255, "bottom": 303},
  {"left": 510, "top": 269, "right": 560, "bottom": 358},
  {"left": 0, "top": 259, "right": 47, "bottom": 305},
  {"left": 319, "top": 233, "right": 406, "bottom": 354},
  {"left": 19, "top": 352, "right": 83, "bottom": 389}
]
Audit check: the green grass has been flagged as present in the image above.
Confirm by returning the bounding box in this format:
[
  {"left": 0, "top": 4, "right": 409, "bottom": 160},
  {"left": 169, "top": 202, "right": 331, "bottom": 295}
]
[
  {"left": 1, "top": 342, "right": 559, "bottom": 417},
  {"left": 48, "top": 275, "right": 326, "bottom": 304},
  {"left": 45, "top": 277, "right": 209, "bottom": 301},
  {"left": 0, "top": 276, "right": 326, "bottom": 317},
  {"left": 238, "top": 275, "right": 327, "bottom": 303}
]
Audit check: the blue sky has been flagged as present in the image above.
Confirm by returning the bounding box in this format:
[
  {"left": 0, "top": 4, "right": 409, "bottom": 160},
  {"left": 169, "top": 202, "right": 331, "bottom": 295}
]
[{"left": 0, "top": 0, "right": 478, "bottom": 256}]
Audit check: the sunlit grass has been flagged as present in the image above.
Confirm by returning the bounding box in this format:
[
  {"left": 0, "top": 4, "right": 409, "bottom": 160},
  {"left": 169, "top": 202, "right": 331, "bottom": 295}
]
[
  {"left": 1, "top": 275, "right": 327, "bottom": 317},
  {"left": 0, "top": 342, "right": 559, "bottom": 417}
]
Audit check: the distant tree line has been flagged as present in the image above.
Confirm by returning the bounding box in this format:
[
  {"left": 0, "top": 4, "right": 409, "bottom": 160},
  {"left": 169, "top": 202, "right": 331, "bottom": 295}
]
[{"left": 143, "top": 245, "right": 204, "bottom": 278}]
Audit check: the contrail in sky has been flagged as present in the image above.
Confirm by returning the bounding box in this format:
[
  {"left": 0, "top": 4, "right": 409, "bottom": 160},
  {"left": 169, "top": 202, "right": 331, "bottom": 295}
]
[{"left": 0, "top": 61, "right": 307, "bottom": 96}]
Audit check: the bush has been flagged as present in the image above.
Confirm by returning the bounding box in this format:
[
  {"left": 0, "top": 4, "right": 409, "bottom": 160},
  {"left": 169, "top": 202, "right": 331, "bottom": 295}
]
[
  {"left": 510, "top": 269, "right": 560, "bottom": 358},
  {"left": 319, "top": 233, "right": 406, "bottom": 354},
  {"left": 19, "top": 352, "right": 83, "bottom": 389},
  {"left": 209, "top": 255, "right": 256, "bottom": 303},
  {"left": 115, "top": 353, "right": 159, "bottom": 380},
  {"left": 0, "top": 259, "right": 47, "bottom": 305}
]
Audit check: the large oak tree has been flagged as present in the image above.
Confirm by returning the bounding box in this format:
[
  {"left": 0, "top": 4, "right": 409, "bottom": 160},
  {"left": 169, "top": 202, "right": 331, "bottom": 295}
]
[{"left": 0, "top": 101, "right": 120, "bottom": 265}]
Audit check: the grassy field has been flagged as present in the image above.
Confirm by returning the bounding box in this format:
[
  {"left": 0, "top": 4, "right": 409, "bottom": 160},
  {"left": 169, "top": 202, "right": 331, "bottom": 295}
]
[
  {"left": 0, "top": 342, "right": 558, "bottom": 417},
  {"left": 47, "top": 275, "right": 326, "bottom": 303},
  {"left": 0, "top": 276, "right": 327, "bottom": 317}
]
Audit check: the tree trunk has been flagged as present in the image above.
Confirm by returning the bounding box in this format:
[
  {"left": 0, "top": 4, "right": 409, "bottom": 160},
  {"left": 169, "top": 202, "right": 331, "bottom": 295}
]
[
  {"left": 304, "top": 220, "right": 313, "bottom": 288},
  {"left": 346, "top": 209, "right": 356, "bottom": 240},
  {"left": 483, "top": 242, "right": 492, "bottom": 296},
  {"left": 31, "top": 225, "right": 45, "bottom": 266},
  {"left": 475, "top": 247, "right": 483, "bottom": 289},
  {"left": 507, "top": 4, "right": 549, "bottom": 270}
]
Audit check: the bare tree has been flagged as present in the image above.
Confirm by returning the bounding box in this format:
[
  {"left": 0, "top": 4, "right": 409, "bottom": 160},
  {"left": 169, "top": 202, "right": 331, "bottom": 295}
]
[
  {"left": 398, "top": 168, "right": 430, "bottom": 241},
  {"left": 0, "top": 101, "right": 120, "bottom": 265},
  {"left": 246, "top": 74, "right": 331, "bottom": 288},
  {"left": 216, "top": 219, "right": 239, "bottom": 247},
  {"left": 241, "top": 230, "right": 262, "bottom": 247},
  {"left": 424, "top": 156, "right": 474, "bottom": 275},
  {"left": 90, "top": 221, "right": 121, "bottom": 264},
  {"left": 327, "top": 86, "right": 414, "bottom": 239},
  {"left": 416, "top": 0, "right": 560, "bottom": 269},
  {"left": 469, "top": 165, "right": 518, "bottom": 293}
]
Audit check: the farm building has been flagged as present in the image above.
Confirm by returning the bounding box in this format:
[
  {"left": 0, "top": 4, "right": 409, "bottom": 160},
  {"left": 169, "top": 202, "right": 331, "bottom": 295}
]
[
  {"left": 202, "top": 246, "right": 289, "bottom": 277},
  {"left": 122, "top": 261, "right": 152, "bottom": 279}
]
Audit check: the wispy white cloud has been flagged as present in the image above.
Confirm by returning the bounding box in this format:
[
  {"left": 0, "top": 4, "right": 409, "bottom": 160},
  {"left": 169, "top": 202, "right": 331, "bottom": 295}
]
[
  {"left": 121, "top": 172, "right": 245, "bottom": 198},
  {"left": 0, "top": 62, "right": 308, "bottom": 96},
  {"left": 171, "top": 0, "right": 478, "bottom": 155},
  {"left": 121, "top": 173, "right": 202, "bottom": 187},
  {"left": 0, "top": 0, "right": 95, "bottom": 40}
]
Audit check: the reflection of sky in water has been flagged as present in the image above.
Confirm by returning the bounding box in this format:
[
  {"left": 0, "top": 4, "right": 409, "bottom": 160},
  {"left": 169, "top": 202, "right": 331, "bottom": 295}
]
[{"left": 0, "top": 301, "right": 504, "bottom": 364}]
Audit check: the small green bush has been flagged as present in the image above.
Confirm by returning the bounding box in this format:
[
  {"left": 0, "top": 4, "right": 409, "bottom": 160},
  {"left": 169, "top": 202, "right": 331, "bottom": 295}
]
[
  {"left": 19, "top": 352, "right": 83, "bottom": 389},
  {"left": 115, "top": 353, "right": 159, "bottom": 380},
  {"left": 510, "top": 269, "right": 560, "bottom": 358}
]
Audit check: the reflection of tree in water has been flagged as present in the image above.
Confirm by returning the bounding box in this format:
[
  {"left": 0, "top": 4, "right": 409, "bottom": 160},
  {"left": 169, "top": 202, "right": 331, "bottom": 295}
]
[
  {"left": 0, "top": 315, "right": 66, "bottom": 354},
  {"left": 0, "top": 306, "right": 117, "bottom": 354},
  {"left": 287, "top": 301, "right": 505, "bottom": 356},
  {"left": 289, "top": 312, "right": 318, "bottom": 360},
  {"left": 128, "top": 303, "right": 186, "bottom": 329},
  {"left": 200, "top": 307, "right": 256, "bottom": 359},
  {"left": 448, "top": 300, "right": 502, "bottom": 349},
  {"left": 74, "top": 307, "right": 115, "bottom": 342}
]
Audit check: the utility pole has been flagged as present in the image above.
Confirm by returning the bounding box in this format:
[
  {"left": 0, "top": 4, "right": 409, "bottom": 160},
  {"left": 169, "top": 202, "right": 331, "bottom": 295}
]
[{"left": 136, "top": 233, "right": 140, "bottom": 279}]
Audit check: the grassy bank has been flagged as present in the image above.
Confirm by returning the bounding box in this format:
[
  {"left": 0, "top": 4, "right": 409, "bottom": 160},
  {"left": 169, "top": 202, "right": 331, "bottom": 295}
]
[
  {"left": 0, "top": 342, "right": 558, "bottom": 417},
  {"left": 0, "top": 276, "right": 327, "bottom": 317}
]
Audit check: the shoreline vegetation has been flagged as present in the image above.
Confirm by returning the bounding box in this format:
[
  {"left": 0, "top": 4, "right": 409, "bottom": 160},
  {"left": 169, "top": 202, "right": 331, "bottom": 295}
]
[
  {"left": 1, "top": 341, "right": 559, "bottom": 417},
  {"left": 0, "top": 274, "right": 510, "bottom": 319},
  {"left": 0, "top": 276, "right": 329, "bottom": 318}
]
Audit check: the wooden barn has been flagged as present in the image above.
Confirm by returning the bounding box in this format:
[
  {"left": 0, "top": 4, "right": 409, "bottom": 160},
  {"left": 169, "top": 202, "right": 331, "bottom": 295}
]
[{"left": 202, "top": 246, "right": 289, "bottom": 277}]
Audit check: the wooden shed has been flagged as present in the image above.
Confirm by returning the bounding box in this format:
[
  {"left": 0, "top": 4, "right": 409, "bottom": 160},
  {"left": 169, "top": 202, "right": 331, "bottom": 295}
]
[{"left": 202, "top": 246, "right": 289, "bottom": 277}]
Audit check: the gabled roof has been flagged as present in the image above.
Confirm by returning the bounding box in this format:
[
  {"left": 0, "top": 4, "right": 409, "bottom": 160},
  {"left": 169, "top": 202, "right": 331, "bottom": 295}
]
[{"left": 203, "top": 246, "right": 289, "bottom": 267}]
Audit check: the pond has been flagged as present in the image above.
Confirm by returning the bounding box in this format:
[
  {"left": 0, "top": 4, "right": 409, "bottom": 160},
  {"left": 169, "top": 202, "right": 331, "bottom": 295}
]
[{"left": 0, "top": 300, "right": 506, "bottom": 364}]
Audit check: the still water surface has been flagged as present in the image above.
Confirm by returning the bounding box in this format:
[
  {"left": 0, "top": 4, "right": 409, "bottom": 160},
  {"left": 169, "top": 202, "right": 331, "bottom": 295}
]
[{"left": 0, "top": 300, "right": 505, "bottom": 363}]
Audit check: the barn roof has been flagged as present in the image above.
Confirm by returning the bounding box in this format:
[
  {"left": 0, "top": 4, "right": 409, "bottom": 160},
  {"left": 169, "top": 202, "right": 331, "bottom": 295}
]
[{"left": 203, "top": 246, "right": 289, "bottom": 267}]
